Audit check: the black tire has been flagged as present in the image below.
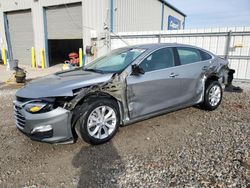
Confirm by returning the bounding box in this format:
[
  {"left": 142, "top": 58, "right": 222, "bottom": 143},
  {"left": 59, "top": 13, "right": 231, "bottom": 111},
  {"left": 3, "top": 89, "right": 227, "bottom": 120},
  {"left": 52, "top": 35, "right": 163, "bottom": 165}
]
[
  {"left": 202, "top": 80, "right": 223, "bottom": 111},
  {"left": 74, "top": 98, "right": 120, "bottom": 145}
]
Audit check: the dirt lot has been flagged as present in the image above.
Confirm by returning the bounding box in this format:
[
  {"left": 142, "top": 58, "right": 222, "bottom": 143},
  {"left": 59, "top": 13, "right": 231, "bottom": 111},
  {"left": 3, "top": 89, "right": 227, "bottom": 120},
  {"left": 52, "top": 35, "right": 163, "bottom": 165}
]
[{"left": 0, "top": 82, "right": 249, "bottom": 188}]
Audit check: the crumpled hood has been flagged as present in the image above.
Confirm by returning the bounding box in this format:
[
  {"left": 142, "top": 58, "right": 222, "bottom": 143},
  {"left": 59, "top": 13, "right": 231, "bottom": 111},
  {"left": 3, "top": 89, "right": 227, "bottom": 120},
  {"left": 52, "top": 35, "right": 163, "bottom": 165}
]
[{"left": 16, "top": 69, "right": 114, "bottom": 98}]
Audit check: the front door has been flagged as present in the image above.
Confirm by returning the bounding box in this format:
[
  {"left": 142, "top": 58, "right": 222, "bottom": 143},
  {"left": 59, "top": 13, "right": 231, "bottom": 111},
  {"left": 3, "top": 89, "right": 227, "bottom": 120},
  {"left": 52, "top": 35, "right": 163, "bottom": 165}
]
[{"left": 126, "top": 47, "right": 182, "bottom": 119}]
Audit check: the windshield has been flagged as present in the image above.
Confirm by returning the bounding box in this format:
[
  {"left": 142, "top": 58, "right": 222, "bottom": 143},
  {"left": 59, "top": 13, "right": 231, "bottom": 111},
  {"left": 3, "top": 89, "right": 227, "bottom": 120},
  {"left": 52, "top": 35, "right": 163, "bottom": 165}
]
[{"left": 84, "top": 48, "right": 145, "bottom": 73}]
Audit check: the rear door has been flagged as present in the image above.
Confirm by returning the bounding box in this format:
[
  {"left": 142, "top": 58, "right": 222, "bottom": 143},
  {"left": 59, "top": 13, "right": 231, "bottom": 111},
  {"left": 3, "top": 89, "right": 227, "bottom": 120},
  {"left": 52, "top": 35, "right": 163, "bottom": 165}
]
[
  {"left": 175, "top": 47, "right": 212, "bottom": 104},
  {"left": 126, "top": 47, "right": 182, "bottom": 119}
]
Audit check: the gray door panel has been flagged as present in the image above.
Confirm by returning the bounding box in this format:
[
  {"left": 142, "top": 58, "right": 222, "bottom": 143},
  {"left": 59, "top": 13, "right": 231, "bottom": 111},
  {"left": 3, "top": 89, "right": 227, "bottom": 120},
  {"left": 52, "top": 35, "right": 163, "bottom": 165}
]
[
  {"left": 126, "top": 67, "right": 181, "bottom": 119},
  {"left": 46, "top": 3, "right": 82, "bottom": 39},
  {"left": 177, "top": 60, "right": 210, "bottom": 103},
  {"left": 175, "top": 47, "right": 211, "bottom": 104},
  {"left": 7, "top": 10, "right": 34, "bottom": 65}
]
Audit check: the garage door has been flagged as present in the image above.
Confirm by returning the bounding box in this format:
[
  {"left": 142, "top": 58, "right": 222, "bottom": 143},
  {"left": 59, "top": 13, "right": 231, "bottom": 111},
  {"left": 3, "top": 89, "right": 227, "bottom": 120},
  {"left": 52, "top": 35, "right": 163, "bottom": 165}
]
[
  {"left": 46, "top": 3, "right": 82, "bottom": 39},
  {"left": 6, "top": 10, "right": 34, "bottom": 65}
]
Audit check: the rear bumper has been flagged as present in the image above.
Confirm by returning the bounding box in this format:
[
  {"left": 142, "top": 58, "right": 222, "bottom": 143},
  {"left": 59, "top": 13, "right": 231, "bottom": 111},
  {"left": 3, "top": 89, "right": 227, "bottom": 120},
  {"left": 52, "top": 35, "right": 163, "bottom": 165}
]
[{"left": 13, "top": 101, "right": 74, "bottom": 144}]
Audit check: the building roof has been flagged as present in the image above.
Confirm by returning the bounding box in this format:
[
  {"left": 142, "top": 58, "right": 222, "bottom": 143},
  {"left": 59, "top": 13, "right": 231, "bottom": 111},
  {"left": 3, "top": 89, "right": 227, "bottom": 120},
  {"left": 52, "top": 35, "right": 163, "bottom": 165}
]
[{"left": 158, "top": 0, "right": 186, "bottom": 17}]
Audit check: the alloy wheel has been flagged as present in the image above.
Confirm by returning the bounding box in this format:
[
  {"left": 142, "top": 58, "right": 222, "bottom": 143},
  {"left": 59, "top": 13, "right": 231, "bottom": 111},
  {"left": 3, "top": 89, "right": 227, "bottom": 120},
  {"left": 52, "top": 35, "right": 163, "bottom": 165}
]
[
  {"left": 86, "top": 105, "right": 117, "bottom": 139},
  {"left": 208, "top": 85, "right": 221, "bottom": 107}
]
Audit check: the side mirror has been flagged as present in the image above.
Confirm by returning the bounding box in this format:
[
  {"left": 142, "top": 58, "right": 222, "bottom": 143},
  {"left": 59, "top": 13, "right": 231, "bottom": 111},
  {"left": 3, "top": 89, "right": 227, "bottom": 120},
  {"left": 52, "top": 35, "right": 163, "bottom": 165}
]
[{"left": 131, "top": 64, "right": 145, "bottom": 76}]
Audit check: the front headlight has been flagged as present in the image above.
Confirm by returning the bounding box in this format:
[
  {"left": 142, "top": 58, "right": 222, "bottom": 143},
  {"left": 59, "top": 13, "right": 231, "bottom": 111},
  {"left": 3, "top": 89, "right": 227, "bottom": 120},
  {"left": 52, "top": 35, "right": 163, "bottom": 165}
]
[{"left": 24, "top": 102, "right": 53, "bottom": 113}]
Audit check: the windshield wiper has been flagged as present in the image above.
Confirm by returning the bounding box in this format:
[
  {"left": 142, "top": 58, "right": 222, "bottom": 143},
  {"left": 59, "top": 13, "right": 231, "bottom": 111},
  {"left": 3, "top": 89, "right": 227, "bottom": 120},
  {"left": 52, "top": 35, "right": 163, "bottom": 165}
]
[{"left": 84, "top": 68, "right": 105, "bottom": 74}]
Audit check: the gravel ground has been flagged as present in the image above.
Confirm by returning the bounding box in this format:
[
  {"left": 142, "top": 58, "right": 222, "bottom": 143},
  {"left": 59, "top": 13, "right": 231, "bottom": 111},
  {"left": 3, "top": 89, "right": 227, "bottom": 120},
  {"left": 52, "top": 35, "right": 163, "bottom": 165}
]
[{"left": 0, "top": 82, "right": 249, "bottom": 187}]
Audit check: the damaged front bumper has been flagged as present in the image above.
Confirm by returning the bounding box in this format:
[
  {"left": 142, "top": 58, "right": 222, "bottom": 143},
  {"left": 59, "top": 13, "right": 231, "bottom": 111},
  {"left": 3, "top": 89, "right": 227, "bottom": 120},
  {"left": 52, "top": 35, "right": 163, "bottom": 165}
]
[{"left": 13, "top": 101, "right": 73, "bottom": 144}]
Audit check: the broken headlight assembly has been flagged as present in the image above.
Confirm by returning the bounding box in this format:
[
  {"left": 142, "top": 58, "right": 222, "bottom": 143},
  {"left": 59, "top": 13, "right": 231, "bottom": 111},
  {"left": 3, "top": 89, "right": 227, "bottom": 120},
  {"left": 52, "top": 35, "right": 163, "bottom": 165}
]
[{"left": 24, "top": 101, "right": 54, "bottom": 114}]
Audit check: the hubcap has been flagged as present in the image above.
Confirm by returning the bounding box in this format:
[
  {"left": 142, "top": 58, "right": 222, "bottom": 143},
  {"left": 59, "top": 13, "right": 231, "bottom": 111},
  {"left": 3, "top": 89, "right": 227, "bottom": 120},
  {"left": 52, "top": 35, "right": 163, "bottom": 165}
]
[
  {"left": 87, "top": 106, "right": 117, "bottom": 139},
  {"left": 208, "top": 85, "right": 221, "bottom": 107}
]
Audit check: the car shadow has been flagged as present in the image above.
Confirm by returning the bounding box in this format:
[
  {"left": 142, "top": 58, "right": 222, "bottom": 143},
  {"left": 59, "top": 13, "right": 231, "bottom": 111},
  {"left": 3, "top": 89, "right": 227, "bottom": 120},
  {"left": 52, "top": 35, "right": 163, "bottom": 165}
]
[{"left": 72, "top": 141, "right": 124, "bottom": 187}]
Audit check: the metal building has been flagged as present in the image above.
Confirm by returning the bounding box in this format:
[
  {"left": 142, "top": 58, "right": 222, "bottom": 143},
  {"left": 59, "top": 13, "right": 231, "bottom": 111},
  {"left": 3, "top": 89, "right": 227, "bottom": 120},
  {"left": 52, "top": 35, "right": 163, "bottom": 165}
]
[{"left": 0, "top": 0, "right": 185, "bottom": 67}]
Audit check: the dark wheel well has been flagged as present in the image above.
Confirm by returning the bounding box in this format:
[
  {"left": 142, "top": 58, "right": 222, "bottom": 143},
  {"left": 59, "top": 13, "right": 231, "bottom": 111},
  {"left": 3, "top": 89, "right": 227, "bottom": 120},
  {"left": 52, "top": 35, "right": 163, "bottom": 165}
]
[
  {"left": 205, "top": 75, "right": 219, "bottom": 89},
  {"left": 78, "top": 91, "right": 118, "bottom": 106},
  {"left": 206, "top": 75, "right": 219, "bottom": 84}
]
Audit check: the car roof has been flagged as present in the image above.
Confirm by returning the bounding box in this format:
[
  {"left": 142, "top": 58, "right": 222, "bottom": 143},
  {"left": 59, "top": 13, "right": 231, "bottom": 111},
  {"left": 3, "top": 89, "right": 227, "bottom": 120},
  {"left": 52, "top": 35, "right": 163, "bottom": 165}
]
[
  {"left": 123, "top": 43, "right": 215, "bottom": 56},
  {"left": 124, "top": 43, "right": 198, "bottom": 50}
]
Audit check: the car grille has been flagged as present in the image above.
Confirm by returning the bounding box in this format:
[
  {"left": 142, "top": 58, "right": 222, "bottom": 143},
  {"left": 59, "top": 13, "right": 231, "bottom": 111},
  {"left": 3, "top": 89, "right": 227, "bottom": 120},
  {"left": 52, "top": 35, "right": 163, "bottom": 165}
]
[{"left": 14, "top": 105, "right": 26, "bottom": 129}]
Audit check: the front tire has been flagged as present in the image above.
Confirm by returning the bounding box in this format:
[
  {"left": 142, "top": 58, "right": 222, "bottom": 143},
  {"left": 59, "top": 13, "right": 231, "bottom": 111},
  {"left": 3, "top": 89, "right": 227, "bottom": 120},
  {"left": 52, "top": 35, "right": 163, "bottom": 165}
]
[
  {"left": 75, "top": 98, "right": 120, "bottom": 145},
  {"left": 202, "top": 81, "right": 223, "bottom": 111}
]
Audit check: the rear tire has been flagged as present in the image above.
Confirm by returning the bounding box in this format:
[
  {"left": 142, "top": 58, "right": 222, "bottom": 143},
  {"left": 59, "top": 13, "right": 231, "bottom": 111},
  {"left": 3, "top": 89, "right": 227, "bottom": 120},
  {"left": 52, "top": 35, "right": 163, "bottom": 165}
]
[
  {"left": 202, "top": 81, "right": 223, "bottom": 111},
  {"left": 74, "top": 98, "right": 120, "bottom": 145}
]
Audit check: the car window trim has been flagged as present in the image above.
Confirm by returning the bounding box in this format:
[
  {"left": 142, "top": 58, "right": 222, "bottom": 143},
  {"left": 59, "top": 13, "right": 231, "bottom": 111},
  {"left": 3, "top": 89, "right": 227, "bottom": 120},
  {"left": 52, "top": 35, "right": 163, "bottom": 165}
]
[
  {"left": 173, "top": 47, "right": 181, "bottom": 66},
  {"left": 85, "top": 48, "right": 147, "bottom": 74},
  {"left": 176, "top": 47, "right": 207, "bottom": 66},
  {"left": 174, "top": 56, "right": 214, "bottom": 68},
  {"left": 199, "top": 49, "right": 212, "bottom": 61},
  {"left": 136, "top": 47, "right": 177, "bottom": 73},
  {"left": 142, "top": 65, "right": 179, "bottom": 75}
]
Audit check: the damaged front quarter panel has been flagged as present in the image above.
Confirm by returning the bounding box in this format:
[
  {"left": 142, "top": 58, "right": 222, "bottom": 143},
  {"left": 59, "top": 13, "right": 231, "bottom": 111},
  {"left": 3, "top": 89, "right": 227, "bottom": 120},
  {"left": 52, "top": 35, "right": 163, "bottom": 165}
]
[{"left": 66, "top": 73, "right": 130, "bottom": 125}]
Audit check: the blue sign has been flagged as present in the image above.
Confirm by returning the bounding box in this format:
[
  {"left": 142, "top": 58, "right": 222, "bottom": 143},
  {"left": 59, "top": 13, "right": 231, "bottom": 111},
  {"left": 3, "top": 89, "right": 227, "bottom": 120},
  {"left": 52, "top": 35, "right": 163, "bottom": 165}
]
[{"left": 168, "top": 15, "right": 181, "bottom": 30}]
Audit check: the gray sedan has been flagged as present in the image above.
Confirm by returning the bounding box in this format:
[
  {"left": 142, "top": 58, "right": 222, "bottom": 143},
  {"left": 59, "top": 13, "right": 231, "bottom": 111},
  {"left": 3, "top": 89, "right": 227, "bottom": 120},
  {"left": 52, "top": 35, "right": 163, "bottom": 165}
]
[{"left": 14, "top": 43, "right": 229, "bottom": 144}]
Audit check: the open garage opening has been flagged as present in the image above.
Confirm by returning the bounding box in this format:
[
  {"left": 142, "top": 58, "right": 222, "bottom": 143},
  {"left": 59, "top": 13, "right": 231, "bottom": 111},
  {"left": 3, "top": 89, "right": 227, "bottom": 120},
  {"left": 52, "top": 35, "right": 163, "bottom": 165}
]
[
  {"left": 48, "top": 39, "right": 82, "bottom": 66},
  {"left": 45, "top": 3, "right": 83, "bottom": 67}
]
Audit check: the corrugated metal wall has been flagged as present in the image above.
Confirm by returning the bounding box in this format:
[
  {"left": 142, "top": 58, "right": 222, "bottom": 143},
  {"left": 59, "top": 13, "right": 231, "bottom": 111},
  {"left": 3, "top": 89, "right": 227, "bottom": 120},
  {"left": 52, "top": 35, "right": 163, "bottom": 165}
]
[
  {"left": 0, "top": 0, "right": 185, "bottom": 66},
  {"left": 114, "top": 0, "right": 162, "bottom": 32},
  {"left": 6, "top": 10, "right": 34, "bottom": 65},
  {"left": 45, "top": 3, "right": 82, "bottom": 39},
  {"left": 82, "top": 0, "right": 109, "bottom": 58},
  {"left": 113, "top": 0, "right": 185, "bottom": 32},
  {"left": 0, "top": 0, "right": 109, "bottom": 66},
  {"left": 111, "top": 27, "right": 250, "bottom": 80}
]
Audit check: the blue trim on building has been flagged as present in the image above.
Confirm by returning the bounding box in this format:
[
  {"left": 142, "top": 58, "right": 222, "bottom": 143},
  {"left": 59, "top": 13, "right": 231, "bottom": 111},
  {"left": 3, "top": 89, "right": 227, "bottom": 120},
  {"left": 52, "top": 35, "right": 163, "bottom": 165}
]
[
  {"left": 161, "top": 3, "right": 164, "bottom": 30},
  {"left": 43, "top": 8, "right": 49, "bottom": 67},
  {"left": 109, "top": 0, "right": 114, "bottom": 32},
  {"left": 4, "top": 13, "right": 13, "bottom": 60}
]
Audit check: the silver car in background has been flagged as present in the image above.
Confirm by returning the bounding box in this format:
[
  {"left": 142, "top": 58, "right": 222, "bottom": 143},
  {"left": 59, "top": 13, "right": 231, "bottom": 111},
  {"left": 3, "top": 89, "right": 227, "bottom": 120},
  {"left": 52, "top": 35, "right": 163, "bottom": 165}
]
[{"left": 14, "top": 43, "right": 229, "bottom": 144}]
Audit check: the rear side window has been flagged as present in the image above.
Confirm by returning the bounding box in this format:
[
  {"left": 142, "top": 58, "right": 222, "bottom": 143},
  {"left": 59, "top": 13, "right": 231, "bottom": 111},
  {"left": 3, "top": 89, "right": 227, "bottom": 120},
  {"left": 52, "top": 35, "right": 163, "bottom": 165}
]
[
  {"left": 140, "top": 47, "right": 174, "bottom": 72},
  {"left": 177, "top": 47, "right": 202, "bottom": 65},
  {"left": 199, "top": 50, "right": 212, "bottom": 61}
]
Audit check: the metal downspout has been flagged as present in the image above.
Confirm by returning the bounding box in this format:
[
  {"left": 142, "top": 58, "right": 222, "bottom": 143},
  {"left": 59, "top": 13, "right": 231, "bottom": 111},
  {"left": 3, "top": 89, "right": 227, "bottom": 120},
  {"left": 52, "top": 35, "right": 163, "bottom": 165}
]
[
  {"left": 4, "top": 13, "right": 13, "bottom": 61},
  {"left": 161, "top": 3, "right": 165, "bottom": 30},
  {"left": 109, "top": 0, "right": 114, "bottom": 32},
  {"left": 183, "top": 16, "right": 186, "bottom": 29}
]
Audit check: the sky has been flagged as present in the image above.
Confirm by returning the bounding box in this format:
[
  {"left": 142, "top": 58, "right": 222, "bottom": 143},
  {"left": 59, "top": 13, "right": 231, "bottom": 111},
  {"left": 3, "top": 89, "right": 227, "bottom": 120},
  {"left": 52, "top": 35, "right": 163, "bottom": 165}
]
[{"left": 167, "top": 0, "right": 250, "bottom": 29}]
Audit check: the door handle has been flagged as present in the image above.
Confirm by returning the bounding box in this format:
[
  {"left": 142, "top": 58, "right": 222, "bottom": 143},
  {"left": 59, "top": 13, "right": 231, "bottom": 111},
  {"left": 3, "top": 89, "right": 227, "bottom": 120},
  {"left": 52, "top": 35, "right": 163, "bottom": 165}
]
[
  {"left": 169, "top": 73, "right": 179, "bottom": 78},
  {"left": 202, "top": 66, "right": 209, "bottom": 70}
]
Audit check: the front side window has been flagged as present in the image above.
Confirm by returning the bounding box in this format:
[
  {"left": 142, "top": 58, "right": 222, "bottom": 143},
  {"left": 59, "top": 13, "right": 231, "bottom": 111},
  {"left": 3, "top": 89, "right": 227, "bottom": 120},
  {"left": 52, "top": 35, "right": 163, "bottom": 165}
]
[
  {"left": 85, "top": 48, "right": 145, "bottom": 73},
  {"left": 177, "top": 47, "right": 202, "bottom": 65},
  {"left": 140, "top": 48, "right": 175, "bottom": 72}
]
